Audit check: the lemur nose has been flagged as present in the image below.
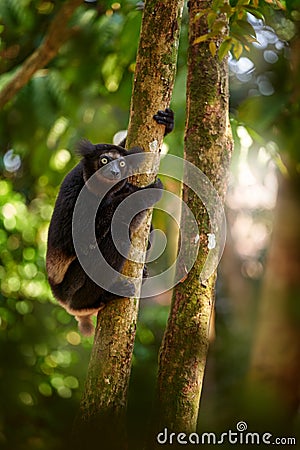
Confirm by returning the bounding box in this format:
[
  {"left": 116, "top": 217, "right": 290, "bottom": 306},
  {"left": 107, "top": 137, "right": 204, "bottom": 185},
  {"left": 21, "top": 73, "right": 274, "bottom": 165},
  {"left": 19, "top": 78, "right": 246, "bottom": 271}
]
[{"left": 110, "top": 168, "right": 120, "bottom": 177}]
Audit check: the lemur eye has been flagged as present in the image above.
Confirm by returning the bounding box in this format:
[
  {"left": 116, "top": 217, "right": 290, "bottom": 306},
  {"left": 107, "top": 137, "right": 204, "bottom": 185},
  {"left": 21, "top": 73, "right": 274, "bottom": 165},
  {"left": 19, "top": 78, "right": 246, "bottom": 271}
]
[
  {"left": 119, "top": 160, "right": 126, "bottom": 168},
  {"left": 100, "top": 157, "right": 108, "bottom": 165}
]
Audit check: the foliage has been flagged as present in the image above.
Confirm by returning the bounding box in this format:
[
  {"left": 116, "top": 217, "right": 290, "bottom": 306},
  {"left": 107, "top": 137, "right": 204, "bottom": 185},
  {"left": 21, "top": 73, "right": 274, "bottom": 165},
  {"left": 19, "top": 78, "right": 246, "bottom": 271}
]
[
  {"left": 0, "top": 2, "right": 144, "bottom": 448},
  {"left": 193, "top": 0, "right": 289, "bottom": 60},
  {"left": 226, "top": 0, "right": 300, "bottom": 172},
  {"left": 0, "top": 179, "right": 94, "bottom": 449},
  {"left": 0, "top": 0, "right": 142, "bottom": 198}
]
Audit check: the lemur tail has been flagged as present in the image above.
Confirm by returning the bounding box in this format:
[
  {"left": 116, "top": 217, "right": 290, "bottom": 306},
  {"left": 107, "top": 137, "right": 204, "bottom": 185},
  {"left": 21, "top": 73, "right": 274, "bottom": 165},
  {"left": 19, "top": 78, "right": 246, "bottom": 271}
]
[{"left": 76, "top": 315, "right": 95, "bottom": 337}]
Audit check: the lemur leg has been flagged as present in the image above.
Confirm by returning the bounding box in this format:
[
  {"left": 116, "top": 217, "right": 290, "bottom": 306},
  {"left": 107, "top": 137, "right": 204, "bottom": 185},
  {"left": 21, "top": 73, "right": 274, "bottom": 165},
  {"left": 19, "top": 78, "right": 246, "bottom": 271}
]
[{"left": 46, "top": 247, "right": 76, "bottom": 284}]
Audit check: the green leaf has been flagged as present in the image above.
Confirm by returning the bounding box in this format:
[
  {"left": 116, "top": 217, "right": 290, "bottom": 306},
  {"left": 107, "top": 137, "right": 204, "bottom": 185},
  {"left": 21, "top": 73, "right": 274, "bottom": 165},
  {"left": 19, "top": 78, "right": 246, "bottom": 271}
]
[
  {"left": 244, "top": 6, "right": 265, "bottom": 20},
  {"left": 207, "top": 11, "right": 217, "bottom": 29},
  {"left": 231, "top": 31, "right": 258, "bottom": 45},
  {"left": 233, "top": 19, "right": 257, "bottom": 38},
  {"left": 263, "top": 0, "right": 286, "bottom": 10},
  {"left": 194, "top": 10, "right": 209, "bottom": 22},
  {"left": 245, "top": 126, "right": 266, "bottom": 145},
  {"left": 237, "top": 8, "right": 247, "bottom": 19},
  {"left": 209, "top": 41, "right": 217, "bottom": 57},
  {"left": 212, "top": 0, "right": 225, "bottom": 11},
  {"left": 218, "top": 38, "right": 232, "bottom": 60},
  {"left": 232, "top": 40, "right": 243, "bottom": 59},
  {"left": 213, "top": 19, "right": 228, "bottom": 32},
  {"left": 220, "top": 4, "right": 235, "bottom": 17},
  {"left": 193, "top": 33, "right": 210, "bottom": 44}
]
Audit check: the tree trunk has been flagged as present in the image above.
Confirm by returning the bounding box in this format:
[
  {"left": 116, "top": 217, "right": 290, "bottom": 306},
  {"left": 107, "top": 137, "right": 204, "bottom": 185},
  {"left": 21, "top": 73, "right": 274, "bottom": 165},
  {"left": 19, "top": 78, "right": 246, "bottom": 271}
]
[
  {"left": 248, "top": 23, "right": 300, "bottom": 428},
  {"left": 249, "top": 173, "right": 300, "bottom": 421},
  {"left": 75, "top": 1, "right": 184, "bottom": 448},
  {"left": 157, "top": 0, "right": 233, "bottom": 434}
]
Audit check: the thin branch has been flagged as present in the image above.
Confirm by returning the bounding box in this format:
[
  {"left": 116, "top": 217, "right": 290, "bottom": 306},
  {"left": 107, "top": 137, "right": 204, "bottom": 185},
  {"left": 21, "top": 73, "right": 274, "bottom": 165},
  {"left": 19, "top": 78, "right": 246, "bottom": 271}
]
[{"left": 0, "top": 0, "right": 82, "bottom": 109}]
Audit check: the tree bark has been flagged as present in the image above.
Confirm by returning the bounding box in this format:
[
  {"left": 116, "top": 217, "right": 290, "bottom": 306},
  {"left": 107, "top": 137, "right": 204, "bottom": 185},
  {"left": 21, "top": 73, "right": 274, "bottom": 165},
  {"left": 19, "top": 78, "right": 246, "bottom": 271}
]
[
  {"left": 157, "top": 0, "right": 233, "bottom": 434},
  {"left": 75, "top": 1, "right": 184, "bottom": 448},
  {"left": 249, "top": 173, "right": 300, "bottom": 419},
  {"left": 248, "top": 28, "right": 300, "bottom": 423},
  {"left": 0, "top": 0, "right": 82, "bottom": 109}
]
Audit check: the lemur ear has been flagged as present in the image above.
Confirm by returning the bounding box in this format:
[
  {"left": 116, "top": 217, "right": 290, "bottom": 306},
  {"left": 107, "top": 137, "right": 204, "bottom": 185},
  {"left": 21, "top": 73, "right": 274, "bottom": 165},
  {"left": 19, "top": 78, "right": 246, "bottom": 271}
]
[{"left": 77, "top": 139, "right": 96, "bottom": 159}]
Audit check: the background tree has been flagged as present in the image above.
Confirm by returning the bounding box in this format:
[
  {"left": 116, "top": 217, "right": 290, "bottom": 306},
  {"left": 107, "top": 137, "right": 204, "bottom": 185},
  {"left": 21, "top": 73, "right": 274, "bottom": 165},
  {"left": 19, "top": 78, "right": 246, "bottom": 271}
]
[
  {"left": 0, "top": 0, "right": 82, "bottom": 109},
  {"left": 244, "top": 6, "right": 300, "bottom": 426}
]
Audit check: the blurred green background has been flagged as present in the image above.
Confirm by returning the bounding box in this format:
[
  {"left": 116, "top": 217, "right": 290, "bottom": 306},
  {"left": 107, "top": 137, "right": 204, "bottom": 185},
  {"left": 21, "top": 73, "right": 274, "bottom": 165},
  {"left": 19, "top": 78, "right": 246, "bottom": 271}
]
[{"left": 1, "top": 1, "right": 300, "bottom": 449}]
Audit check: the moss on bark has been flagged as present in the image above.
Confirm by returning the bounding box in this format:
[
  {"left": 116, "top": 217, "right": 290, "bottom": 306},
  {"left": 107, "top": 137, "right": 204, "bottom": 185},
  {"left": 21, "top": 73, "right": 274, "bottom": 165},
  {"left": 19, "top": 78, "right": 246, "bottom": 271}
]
[
  {"left": 157, "top": 0, "right": 233, "bottom": 433},
  {"left": 75, "top": 0, "right": 184, "bottom": 447}
]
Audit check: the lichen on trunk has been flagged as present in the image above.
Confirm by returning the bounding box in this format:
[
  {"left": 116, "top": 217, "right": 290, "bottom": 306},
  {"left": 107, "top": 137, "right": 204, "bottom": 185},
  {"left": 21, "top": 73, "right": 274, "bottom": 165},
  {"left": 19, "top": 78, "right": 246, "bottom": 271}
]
[
  {"left": 75, "top": 0, "right": 184, "bottom": 447},
  {"left": 156, "top": 0, "right": 233, "bottom": 433}
]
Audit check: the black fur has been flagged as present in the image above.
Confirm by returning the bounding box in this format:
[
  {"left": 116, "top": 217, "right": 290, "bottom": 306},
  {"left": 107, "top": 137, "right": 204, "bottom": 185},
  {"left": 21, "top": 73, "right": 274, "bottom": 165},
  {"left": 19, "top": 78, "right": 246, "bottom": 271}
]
[
  {"left": 46, "top": 109, "right": 174, "bottom": 336},
  {"left": 118, "top": 108, "right": 174, "bottom": 147}
]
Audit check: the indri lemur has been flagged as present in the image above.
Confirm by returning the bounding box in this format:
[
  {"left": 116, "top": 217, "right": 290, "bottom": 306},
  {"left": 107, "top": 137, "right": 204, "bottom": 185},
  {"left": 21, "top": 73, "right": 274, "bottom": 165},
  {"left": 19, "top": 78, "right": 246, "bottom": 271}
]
[{"left": 46, "top": 108, "right": 174, "bottom": 336}]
